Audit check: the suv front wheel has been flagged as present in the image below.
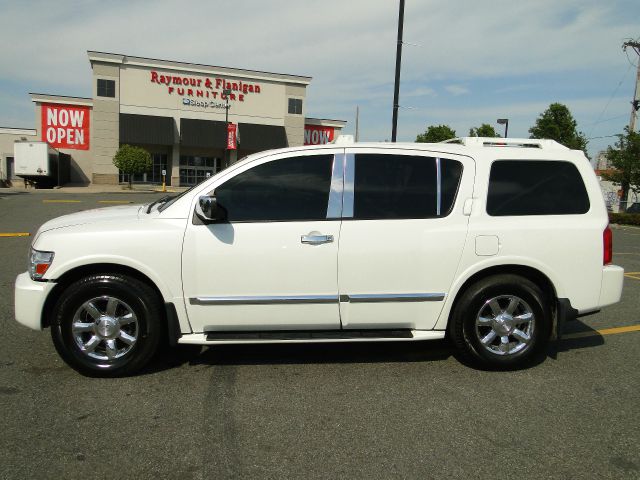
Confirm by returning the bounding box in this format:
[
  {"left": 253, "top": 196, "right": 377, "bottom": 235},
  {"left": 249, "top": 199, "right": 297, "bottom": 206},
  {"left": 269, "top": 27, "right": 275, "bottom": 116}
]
[
  {"left": 51, "top": 273, "right": 164, "bottom": 377},
  {"left": 449, "top": 274, "right": 550, "bottom": 368}
]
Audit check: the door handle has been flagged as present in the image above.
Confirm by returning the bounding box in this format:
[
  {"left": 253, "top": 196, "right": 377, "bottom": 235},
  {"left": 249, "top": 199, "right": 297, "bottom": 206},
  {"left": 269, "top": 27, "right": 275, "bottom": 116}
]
[{"left": 301, "top": 234, "right": 334, "bottom": 245}]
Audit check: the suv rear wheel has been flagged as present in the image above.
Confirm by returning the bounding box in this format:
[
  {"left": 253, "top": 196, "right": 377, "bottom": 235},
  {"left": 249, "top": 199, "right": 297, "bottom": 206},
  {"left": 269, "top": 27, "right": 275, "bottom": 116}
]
[
  {"left": 449, "top": 274, "right": 550, "bottom": 368},
  {"left": 51, "top": 273, "right": 164, "bottom": 377}
]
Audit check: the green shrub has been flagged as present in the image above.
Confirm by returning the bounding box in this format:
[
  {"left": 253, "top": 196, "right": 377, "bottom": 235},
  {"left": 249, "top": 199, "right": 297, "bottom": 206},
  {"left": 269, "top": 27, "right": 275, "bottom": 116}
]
[
  {"left": 113, "top": 144, "right": 152, "bottom": 189},
  {"left": 609, "top": 212, "right": 640, "bottom": 226}
]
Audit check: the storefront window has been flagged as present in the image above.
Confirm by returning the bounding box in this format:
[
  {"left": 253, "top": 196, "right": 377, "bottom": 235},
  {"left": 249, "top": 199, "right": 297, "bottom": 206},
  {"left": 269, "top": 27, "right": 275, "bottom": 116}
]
[{"left": 179, "top": 156, "right": 221, "bottom": 185}]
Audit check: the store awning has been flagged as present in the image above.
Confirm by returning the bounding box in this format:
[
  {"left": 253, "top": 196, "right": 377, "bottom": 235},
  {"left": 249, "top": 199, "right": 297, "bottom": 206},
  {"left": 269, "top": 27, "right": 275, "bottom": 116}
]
[
  {"left": 120, "top": 114, "right": 175, "bottom": 146},
  {"left": 238, "top": 123, "right": 288, "bottom": 150},
  {"left": 180, "top": 118, "right": 227, "bottom": 149}
]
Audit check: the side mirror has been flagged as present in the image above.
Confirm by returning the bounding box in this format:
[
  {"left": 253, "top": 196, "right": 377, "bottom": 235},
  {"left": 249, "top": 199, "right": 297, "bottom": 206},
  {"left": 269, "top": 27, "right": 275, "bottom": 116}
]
[{"left": 195, "top": 195, "right": 226, "bottom": 223}]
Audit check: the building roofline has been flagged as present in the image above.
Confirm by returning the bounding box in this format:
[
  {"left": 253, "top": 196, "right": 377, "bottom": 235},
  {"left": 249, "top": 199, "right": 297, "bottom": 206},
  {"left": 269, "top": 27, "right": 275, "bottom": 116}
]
[
  {"left": 0, "top": 127, "right": 37, "bottom": 136},
  {"left": 29, "top": 93, "right": 93, "bottom": 107},
  {"left": 305, "top": 117, "right": 348, "bottom": 127},
  {"left": 87, "top": 50, "right": 312, "bottom": 85}
]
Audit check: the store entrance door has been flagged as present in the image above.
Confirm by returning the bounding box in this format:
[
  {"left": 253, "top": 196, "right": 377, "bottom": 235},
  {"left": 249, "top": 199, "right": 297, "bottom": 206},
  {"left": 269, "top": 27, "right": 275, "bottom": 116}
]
[{"left": 179, "top": 155, "right": 222, "bottom": 186}]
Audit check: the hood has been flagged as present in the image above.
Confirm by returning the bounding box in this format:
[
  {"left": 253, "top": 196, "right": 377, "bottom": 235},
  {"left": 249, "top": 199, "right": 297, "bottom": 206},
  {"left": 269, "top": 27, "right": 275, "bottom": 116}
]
[{"left": 37, "top": 204, "right": 145, "bottom": 234}]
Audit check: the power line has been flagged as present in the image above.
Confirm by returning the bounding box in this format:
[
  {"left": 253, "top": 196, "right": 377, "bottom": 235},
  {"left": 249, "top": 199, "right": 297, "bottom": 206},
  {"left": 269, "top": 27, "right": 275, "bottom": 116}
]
[{"left": 587, "top": 62, "right": 633, "bottom": 138}]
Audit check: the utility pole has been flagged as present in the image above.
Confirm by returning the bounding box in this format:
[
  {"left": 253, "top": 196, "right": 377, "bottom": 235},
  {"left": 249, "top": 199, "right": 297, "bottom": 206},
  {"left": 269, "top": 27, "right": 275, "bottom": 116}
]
[
  {"left": 623, "top": 40, "right": 640, "bottom": 132},
  {"left": 355, "top": 105, "right": 360, "bottom": 142},
  {"left": 391, "top": 0, "right": 405, "bottom": 142}
]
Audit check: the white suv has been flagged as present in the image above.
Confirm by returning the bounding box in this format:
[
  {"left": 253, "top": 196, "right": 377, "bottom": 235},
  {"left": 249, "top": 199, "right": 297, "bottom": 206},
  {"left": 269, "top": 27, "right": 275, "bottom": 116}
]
[{"left": 14, "top": 137, "right": 624, "bottom": 376}]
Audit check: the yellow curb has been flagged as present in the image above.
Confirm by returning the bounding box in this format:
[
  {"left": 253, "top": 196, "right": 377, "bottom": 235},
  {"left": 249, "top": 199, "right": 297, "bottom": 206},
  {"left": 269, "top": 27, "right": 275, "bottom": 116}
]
[
  {"left": 564, "top": 324, "right": 640, "bottom": 339},
  {"left": 0, "top": 232, "right": 31, "bottom": 237}
]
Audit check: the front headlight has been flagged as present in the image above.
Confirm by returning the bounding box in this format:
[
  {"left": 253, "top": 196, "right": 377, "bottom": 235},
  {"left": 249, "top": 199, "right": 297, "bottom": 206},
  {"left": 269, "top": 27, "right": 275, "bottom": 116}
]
[{"left": 29, "top": 248, "right": 55, "bottom": 281}]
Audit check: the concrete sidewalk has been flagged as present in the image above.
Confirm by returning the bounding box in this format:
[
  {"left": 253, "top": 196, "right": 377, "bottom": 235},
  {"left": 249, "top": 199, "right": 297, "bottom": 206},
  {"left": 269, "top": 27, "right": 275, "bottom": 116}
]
[{"left": 1, "top": 183, "right": 188, "bottom": 194}]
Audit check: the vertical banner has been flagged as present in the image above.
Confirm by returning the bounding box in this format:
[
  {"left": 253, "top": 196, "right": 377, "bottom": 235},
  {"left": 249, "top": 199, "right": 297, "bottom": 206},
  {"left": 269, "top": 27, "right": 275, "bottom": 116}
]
[
  {"left": 41, "top": 103, "right": 91, "bottom": 150},
  {"left": 227, "top": 123, "right": 237, "bottom": 150},
  {"left": 304, "top": 125, "right": 335, "bottom": 145}
]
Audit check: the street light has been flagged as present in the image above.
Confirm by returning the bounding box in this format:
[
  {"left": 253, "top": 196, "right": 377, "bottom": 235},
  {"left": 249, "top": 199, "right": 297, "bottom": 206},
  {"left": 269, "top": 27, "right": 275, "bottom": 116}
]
[{"left": 497, "top": 118, "right": 509, "bottom": 138}]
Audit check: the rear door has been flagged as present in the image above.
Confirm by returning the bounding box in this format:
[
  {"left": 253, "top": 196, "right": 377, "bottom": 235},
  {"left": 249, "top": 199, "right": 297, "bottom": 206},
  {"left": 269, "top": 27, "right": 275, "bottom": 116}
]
[{"left": 337, "top": 148, "right": 475, "bottom": 330}]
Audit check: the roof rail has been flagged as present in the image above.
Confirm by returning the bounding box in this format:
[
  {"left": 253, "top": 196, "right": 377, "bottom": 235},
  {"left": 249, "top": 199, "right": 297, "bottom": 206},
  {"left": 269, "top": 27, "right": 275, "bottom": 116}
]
[{"left": 444, "top": 137, "right": 568, "bottom": 150}]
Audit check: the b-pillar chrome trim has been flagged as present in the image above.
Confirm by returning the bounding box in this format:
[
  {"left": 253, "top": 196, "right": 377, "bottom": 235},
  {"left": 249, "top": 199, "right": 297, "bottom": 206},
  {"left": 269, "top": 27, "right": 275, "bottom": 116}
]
[
  {"left": 327, "top": 153, "right": 345, "bottom": 219},
  {"left": 342, "top": 153, "right": 355, "bottom": 218}
]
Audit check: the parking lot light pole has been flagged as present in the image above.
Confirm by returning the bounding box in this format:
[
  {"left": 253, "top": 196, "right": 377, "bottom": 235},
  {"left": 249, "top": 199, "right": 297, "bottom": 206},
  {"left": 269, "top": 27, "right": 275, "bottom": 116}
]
[{"left": 497, "top": 118, "right": 509, "bottom": 138}]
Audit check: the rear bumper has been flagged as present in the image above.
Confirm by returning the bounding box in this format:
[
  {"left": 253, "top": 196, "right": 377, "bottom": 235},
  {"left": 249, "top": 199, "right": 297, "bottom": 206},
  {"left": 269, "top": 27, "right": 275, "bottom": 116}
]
[
  {"left": 14, "top": 272, "right": 55, "bottom": 331},
  {"left": 599, "top": 264, "right": 624, "bottom": 308}
]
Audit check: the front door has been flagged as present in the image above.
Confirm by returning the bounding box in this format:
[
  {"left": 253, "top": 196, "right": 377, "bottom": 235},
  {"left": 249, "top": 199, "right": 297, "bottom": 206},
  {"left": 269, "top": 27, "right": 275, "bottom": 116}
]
[
  {"left": 337, "top": 148, "right": 475, "bottom": 330},
  {"left": 182, "top": 150, "right": 344, "bottom": 332}
]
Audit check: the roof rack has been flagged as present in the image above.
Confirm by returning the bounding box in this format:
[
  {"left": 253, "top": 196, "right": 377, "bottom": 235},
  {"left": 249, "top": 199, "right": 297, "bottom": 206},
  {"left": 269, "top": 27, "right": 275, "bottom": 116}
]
[{"left": 442, "top": 137, "right": 568, "bottom": 150}]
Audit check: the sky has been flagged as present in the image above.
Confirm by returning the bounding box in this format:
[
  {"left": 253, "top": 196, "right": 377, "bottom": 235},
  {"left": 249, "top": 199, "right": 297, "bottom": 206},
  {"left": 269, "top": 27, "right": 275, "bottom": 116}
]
[{"left": 0, "top": 0, "right": 639, "bottom": 160}]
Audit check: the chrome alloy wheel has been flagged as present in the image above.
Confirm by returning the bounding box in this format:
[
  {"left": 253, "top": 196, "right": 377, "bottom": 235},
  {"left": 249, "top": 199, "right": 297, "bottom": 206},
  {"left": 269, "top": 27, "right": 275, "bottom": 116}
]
[
  {"left": 71, "top": 296, "right": 139, "bottom": 361},
  {"left": 474, "top": 295, "right": 535, "bottom": 356}
]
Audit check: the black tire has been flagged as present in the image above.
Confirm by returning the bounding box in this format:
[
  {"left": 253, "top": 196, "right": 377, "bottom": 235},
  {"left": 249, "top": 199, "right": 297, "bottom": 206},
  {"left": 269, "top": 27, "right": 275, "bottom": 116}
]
[
  {"left": 448, "top": 274, "right": 550, "bottom": 368},
  {"left": 51, "top": 273, "right": 165, "bottom": 377}
]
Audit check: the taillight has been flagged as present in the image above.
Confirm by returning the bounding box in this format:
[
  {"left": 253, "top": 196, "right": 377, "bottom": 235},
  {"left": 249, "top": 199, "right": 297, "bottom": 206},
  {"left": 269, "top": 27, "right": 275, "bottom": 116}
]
[{"left": 603, "top": 225, "right": 613, "bottom": 265}]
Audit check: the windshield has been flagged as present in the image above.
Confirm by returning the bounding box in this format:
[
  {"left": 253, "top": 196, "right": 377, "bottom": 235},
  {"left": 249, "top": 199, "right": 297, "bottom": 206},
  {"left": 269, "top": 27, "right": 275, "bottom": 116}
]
[{"left": 156, "top": 184, "right": 198, "bottom": 212}]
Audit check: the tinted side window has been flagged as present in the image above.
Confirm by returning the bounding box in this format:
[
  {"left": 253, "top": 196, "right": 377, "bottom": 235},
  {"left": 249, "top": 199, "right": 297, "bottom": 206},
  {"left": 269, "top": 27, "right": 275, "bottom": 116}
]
[
  {"left": 353, "top": 154, "right": 463, "bottom": 220},
  {"left": 487, "top": 160, "right": 590, "bottom": 216},
  {"left": 215, "top": 155, "right": 333, "bottom": 222}
]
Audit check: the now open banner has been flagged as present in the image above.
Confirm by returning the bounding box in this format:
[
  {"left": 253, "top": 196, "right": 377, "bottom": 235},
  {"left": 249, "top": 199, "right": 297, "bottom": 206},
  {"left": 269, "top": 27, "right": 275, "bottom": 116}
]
[
  {"left": 41, "top": 103, "right": 90, "bottom": 150},
  {"left": 304, "top": 125, "right": 335, "bottom": 145}
]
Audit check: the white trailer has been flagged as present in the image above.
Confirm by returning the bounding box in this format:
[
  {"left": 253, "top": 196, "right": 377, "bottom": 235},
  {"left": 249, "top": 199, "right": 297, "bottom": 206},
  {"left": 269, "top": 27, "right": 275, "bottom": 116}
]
[{"left": 13, "top": 141, "right": 70, "bottom": 187}]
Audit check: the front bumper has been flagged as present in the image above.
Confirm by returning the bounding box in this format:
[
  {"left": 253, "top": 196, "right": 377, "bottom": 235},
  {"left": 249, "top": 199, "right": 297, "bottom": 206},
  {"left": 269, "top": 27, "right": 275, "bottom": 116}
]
[{"left": 14, "top": 272, "right": 55, "bottom": 331}]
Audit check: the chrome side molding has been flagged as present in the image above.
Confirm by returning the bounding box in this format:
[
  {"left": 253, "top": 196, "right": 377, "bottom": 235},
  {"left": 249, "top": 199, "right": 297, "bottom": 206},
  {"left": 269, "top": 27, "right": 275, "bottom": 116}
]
[
  {"left": 190, "top": 293, "right": 445, "bottom": 306},
  {"left": 190, "top": 295, "right": 338, "bottom": 305},
  {"left": 339, "top": 293, "right": 445, "bottom": 303}
]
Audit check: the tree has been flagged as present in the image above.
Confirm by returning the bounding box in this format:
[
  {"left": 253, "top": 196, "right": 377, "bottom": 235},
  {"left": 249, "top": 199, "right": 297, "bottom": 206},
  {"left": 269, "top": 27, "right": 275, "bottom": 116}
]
[
  {"left": 601, "top": 127, "right": 640, "bottom": 211},
  {"left": 113, "top": 144, "right": 152, "bottom": 189},
  {"left": 416, "top": 124, "right": 456, "bottom": 143},
  {"left": 529, "top": 103, "right": 588, "bottom": 156},
  {"left": 469, "top": 123, "right": 500, "bottom": 137}
]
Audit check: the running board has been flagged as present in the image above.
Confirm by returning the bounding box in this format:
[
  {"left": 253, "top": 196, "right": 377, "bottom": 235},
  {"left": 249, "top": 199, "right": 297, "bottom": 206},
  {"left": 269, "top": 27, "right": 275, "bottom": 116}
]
[
  {"left": 206, "top": 329, "right": 413, "bottom": 341},
  {"left": 178, "top": 330, "right": 446, "bottom": 345}
]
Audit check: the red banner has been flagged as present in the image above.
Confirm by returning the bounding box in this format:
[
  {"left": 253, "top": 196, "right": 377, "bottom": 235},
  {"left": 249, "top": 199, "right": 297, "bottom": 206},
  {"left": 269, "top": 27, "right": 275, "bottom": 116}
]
[
  {"left": 227, "top": 123, "right": 237, "bottom": 150},
  {"left": 304, "top": 125, "right": 335, "bottom": 145},
  {"left": 41, "top": 103, "right": 90, "bottom": 150}
]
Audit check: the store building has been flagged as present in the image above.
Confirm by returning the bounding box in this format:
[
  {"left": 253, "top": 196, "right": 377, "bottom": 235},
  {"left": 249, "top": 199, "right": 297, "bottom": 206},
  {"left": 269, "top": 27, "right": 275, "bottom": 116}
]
[{"left": 0, "top": 51, "right": 346, "bottom": 187}]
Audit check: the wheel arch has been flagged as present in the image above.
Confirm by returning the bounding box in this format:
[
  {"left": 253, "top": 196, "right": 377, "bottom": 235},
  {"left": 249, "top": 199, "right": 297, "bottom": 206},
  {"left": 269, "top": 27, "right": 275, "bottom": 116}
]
[
  {"left": 41, "top": 263, "right": 166, "bottom": 329},
  {"left": 436, "top": 264, "right": 558, "bottom": 331}
]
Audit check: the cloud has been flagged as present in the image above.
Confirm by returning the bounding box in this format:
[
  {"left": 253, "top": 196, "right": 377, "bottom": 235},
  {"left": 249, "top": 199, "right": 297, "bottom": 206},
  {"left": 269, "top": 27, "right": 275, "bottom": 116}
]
[
  {"left": 0, "top": 0, "right": 637, "bottom": 158},
  {"left": 445, "top": 85, "right": 470, "bottom": 96}
]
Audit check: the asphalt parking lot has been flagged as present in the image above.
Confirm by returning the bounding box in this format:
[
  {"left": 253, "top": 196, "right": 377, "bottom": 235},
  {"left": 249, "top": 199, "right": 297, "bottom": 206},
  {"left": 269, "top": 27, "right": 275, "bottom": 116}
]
[{"left": 0, "top": 190, "right": 639, "bottom": 480}]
